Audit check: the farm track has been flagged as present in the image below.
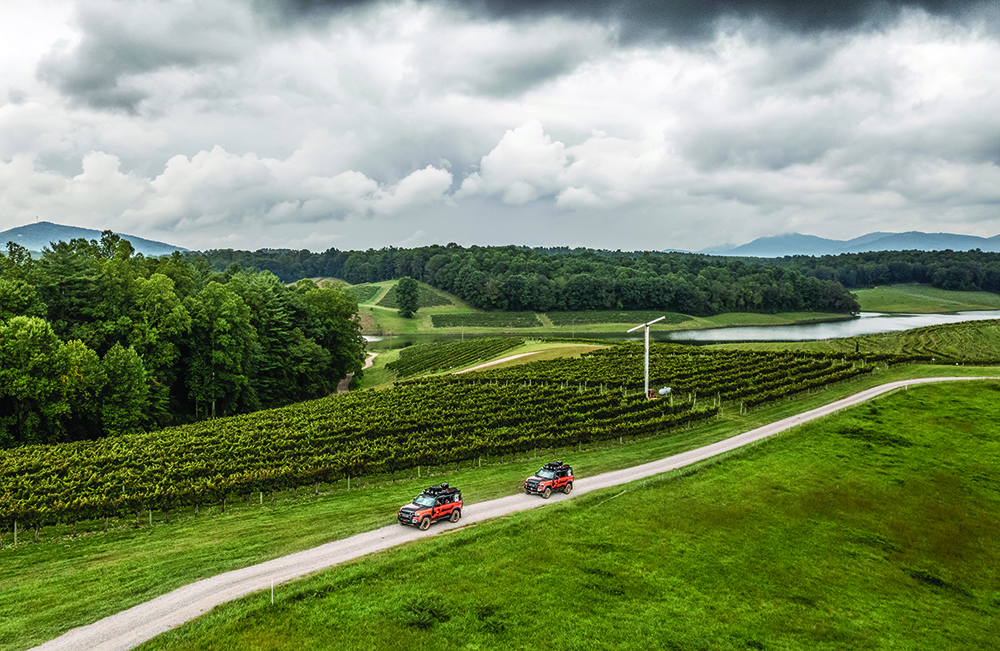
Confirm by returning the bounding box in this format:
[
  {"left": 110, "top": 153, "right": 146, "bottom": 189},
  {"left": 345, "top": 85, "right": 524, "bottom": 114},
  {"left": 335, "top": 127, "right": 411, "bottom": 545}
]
[
  {"left": 30, "top": 376, "right": 997, "bottom": 651},
  {"left": 455, "top": 351, "right": 540, "bottom": 373},
  {"left": 335, "top": 352, "right": 378, "bottom": 394}
]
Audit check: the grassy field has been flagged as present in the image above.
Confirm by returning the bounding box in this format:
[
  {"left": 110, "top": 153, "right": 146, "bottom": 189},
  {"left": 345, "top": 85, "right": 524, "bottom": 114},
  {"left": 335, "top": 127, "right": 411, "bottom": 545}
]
[
  {"left": 349, "top": 279, "right": 854, "bottom": 336},
  {"left": 377, "top": 283, "right": 454, "bottom": 309},
  {"left": 854, "top": 284, "right": 1000, "bottom": 313},
  {"left": 366, "top": 305, "right": 851, "bottom": 336},
  {"left": 4, "top": 364, "right": 998, "bottom": 651},
  {"left": 138, "top": 380, "right": 1000, "bottom": 651},
  {"left": 355, "top": 339, "right": 606, "bottom": 389},
  {"left": 715, "top": 318, "right": 1000, "bottom": 362}
]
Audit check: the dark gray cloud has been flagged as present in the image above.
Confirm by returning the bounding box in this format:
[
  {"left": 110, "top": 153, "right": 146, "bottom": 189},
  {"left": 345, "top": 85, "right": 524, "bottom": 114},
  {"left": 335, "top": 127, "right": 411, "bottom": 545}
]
[
  {"left": 264, "top": 0, "right": 991, "bottom": 40},
  {"left": 37, "top": 1, "right": 252, "bottom": 113}
]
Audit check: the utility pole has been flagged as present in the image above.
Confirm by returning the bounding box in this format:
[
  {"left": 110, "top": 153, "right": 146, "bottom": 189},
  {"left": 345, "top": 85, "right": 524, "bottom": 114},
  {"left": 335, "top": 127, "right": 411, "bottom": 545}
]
[{"left": 627, "top": 316, "right": 666, "bottom": 399}]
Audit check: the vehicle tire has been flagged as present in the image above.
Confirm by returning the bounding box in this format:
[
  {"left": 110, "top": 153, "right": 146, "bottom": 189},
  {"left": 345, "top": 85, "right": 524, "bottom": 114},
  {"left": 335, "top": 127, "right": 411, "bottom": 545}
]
[
  {"left": 419, "top": 517, "right": 431, "bottom": 531},
  {"left": 563, "top": 482, "right": 573, "bottom": 495},
  {"left": 542, "top": 486, "right": 552, "bottom": 499},
  {"left": 450, "top": 508, "right": 461, "bottom": 523}
]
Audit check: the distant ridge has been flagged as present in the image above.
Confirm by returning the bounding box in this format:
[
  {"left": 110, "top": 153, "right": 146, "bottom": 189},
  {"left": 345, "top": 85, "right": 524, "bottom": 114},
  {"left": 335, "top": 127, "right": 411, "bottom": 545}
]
[
  {"left": 0, "top": 221, "right": 187, "bottom": 257},
  {"left": 697, "top": 231, "right": 1000, "bottom": 257}
]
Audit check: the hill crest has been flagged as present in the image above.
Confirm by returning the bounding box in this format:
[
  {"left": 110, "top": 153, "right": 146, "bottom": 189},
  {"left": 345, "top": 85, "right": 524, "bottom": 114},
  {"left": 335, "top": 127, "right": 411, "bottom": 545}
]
[{"left": 0, "top": 221, "right": 187, "bottom": 257}]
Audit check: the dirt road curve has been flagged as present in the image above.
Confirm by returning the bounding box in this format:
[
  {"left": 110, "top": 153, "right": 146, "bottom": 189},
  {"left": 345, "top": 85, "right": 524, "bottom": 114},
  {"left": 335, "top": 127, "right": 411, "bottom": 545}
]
[
  {"left": 455, "top": 351, "right": 539, "bottom": 373},
  {"left": 335, "top": 352, "right": 378, "bottom": 394},
  {"left": 31, "top": 376, "right": 996, "bottom": 651}
]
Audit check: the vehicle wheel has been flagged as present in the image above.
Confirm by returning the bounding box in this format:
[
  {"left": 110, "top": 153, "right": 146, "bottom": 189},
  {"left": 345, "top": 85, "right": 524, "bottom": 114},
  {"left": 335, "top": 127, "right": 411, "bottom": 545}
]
[
  {"left": 450, "top": 508, "right": 461, "bottom": 523},
  {"left": 542, "top": 486, "right": 552, "bottom": 499},
  {"left": 563, "top": 482, "right": 573, "bottom": 495},
  {"left": 419, "top": 517, "right": 431, "bottom": 531}
]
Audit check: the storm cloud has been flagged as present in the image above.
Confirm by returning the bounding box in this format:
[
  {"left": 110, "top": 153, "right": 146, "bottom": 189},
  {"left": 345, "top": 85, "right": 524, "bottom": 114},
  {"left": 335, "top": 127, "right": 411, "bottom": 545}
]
[{"left": 271, "top": 0, "right": 995, "bottom": 38}]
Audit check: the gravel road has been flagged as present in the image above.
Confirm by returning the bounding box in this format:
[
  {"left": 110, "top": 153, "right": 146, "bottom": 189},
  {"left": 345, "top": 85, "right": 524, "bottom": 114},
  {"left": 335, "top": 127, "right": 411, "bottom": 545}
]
[{"left": 30, "top": 376, "right": 995, "bottom": 651}]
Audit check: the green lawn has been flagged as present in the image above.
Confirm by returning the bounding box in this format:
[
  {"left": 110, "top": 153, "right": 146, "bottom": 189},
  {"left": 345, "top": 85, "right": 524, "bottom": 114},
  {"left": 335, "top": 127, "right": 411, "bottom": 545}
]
[
  {"left": 3, "top": 364, "right": 998, "bottom": 651},
  {"left": 139, "top": 380, "right": 1000, "bottom": 651},
  {"left": 854, "top": 284, "right": 1000, "bottom": 313}
]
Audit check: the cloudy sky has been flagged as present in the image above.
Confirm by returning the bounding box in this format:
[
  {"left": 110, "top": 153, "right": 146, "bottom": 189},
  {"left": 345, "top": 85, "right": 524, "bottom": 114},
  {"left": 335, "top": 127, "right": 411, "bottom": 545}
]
[{"left": 1, "top": 0, "right": 998, "bottom": 252}]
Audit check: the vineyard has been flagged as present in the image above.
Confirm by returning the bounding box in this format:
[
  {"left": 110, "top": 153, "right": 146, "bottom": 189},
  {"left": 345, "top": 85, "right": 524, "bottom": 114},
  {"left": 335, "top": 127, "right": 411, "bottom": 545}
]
[
  {"left": 417, "top": 344, "right": 915, "bottom": 408},
  {"left": 378, "top": 284, "right": 453, "bottom": 309},
  {"left": 345, "top": 284, "right": 382, "bottom": 304},
  {"left": 431, "top": 312, "right": 542, "bottom": 328},
  {"left": 0, "top": 343, "right": 906, "bottom": 539},
  {"left": 545, "top": 311, "right": 691, "bottom": 326},
  {"left": 385, "top": 338, "right": 525, "bottom": 377}
]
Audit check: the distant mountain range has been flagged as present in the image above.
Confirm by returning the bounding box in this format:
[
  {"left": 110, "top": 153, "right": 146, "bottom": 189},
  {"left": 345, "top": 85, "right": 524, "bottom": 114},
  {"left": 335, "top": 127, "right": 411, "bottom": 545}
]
[
  {"left": 0, "top": 221, "right": 186, "bottom": 257},
  {"left": 694, "top": 231, "right": 1000, "bottom": 257}
]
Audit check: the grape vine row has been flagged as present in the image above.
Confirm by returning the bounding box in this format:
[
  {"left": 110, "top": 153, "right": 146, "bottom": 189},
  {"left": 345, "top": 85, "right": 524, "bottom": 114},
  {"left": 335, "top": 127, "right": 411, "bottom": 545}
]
[
  {"left": 0, "top": 344, "right": 906, "bottom": 535},
  {"left": 386, "top": 338, "right": 525, "bottom": 377}
]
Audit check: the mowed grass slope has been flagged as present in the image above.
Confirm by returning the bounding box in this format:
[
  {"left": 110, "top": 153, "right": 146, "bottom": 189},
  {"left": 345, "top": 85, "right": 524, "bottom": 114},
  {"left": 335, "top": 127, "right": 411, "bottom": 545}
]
[
  {"left": 139, "top": 381, "right": 1000, "bottom": 651},
  {"left": 854, "top": 284, "right": 1000, "bottom": 313}
]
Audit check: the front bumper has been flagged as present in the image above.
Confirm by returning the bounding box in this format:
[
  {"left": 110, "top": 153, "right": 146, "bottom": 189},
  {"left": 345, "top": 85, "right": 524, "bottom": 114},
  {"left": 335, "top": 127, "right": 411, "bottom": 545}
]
[{"left": 398, "top": 512, "right": 423, "bottom": 525}]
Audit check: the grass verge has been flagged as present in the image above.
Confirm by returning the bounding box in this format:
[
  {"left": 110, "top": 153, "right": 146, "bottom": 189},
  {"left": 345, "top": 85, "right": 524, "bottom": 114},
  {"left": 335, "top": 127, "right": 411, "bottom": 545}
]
[{"left": 138, "top": 380, "right": 1000, "bottom": 650}]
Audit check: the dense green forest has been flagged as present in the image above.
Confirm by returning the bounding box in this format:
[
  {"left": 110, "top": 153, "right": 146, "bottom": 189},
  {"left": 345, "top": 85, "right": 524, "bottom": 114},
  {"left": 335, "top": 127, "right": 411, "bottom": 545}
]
[
  {"left": 195, "top": 245, "right": 860, "bottom": 315},
  {"left": 785, "top": 249, "right": 1000, "bottom": 292},
  {"left": 0, "top": 234, "right": 365, "bottom": 447}
]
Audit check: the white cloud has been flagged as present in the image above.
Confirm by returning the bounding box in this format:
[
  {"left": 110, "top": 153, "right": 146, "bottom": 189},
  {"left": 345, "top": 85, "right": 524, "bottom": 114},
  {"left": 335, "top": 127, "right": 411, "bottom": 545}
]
[
  {"left": 458, "top": 121, "right": 568, "bottom": 204},
  {"left": 371, "top": 165, "right": 453, "bottom": 214}
]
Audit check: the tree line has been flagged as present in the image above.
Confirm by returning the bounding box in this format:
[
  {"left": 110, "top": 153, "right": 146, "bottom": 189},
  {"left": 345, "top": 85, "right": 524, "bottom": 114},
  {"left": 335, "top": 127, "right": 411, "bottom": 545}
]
[
  {"left": 781, "top": 249, "right": 1000, "bottom": 292},
  {"left": 195, "top": 245, "right": 860, "bottom": 315},
  {"left": 0, "top": 234, "right": 365, "bottom": 447}
]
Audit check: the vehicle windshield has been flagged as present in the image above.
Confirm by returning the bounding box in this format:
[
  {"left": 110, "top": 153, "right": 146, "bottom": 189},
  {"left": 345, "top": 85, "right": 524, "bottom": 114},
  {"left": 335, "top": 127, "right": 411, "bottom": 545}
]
[
  {"left": 413, "top": 495, "right": 436, "bottom": 507},
  {"left": 536, "top": 469, "right": 556, "bottom": 479}
]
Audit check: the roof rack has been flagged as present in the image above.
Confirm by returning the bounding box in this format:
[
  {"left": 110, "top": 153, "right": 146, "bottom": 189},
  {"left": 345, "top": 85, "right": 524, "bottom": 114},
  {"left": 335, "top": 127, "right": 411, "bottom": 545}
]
[
  {"left": 542, "top": 461, "right": 567, "bottom": 471},
  {"left": 421, "top": 483, "right": 457, "bottom": 497}
]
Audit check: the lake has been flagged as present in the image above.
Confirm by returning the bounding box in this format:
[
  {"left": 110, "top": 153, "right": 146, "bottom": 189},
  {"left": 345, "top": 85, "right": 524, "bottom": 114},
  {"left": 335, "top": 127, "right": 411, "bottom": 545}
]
[{"left": 665, "top": 311, "right": 1000, "bottom": 343}]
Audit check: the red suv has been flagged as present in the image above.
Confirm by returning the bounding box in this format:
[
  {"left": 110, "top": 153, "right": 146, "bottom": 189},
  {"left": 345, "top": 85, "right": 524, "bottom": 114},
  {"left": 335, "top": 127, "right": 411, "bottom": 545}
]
[
  {"left": 398, "top": 483, "right": 463, "bottom": 530},
  {"left": 524, "top": 461, "right": 573, "bottom": 498}
]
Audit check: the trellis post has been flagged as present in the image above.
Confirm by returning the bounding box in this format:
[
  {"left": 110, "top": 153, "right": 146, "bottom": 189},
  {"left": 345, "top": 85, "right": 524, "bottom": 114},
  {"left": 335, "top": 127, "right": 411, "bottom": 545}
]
[{"left": 627, "top": 316, "right": 666, "bottom": 399}]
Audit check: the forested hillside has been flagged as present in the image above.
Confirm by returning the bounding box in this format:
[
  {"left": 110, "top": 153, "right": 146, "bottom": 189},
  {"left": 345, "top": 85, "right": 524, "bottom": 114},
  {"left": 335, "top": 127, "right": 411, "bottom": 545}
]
[
  {"left": 787, "top": 249, "right": 1000, "bottom": 292},
  {"left": 196, "top": 245, "right": 860, "bottom": 315},
  {"left": 0, "top": 234, "right": 365, "bottom": 447}
]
